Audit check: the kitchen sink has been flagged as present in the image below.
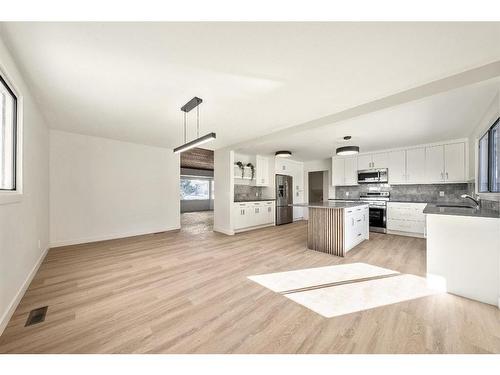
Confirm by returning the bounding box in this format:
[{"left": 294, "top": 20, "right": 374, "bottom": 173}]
[{"left": 435, "top": 204, "right": 476, "bottom": 209}]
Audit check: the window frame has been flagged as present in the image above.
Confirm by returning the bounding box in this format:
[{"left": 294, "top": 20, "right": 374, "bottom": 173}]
[
  {"left": 477, "top": 116, "right": 500, "bottom": 197},
  {"left": 0, "top": 73, "right": 18, "bottom": 191},
  {"left": 0, "top": 65, "right": 23, "bottom": 205}
]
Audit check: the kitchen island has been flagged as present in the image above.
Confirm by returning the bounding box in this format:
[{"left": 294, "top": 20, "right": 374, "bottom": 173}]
[{"left": 291, "top": 202, "right": 369, "bottom": 257}]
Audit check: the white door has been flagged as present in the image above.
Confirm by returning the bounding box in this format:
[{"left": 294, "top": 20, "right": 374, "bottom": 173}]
[
  {"left": 387, "top": 150, "right": 406, "bottom": 184},
  {"left": 406, "top": 147, "right": 426, "bottom": 183},
  {"left": 344, "top": 156, "right": 358, "bottom": 185},
  {"left": 332, "top": 157, "right": 345, "bottom": 186},
  {"left": 371, "top": 152, "right": 388, "bottom": 169},
  {"left": 357, "top": 154, "right": 372, "bottom": 170},
  {"left": 444, "top": 143, "right": 465, "bottom": 182},
  {"left": 425, "top": 145, "right": 445, "bottom": 182}
]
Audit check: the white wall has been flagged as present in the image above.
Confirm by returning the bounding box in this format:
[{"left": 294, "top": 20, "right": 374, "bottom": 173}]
[
  {"left": 468, "top": 88, "right": 500, "bottom": 198},
  {"left": 0, "top": 37, "right": 49, "bottom": 334},
  {"left": 50, "top": 130, "right": 180, "bottom": 247},
  {"left": 213, "top": 148, "right": 234, "bottom": 235}
]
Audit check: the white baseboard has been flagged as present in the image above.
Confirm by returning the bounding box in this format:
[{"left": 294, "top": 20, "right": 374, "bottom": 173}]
[
  {"left": 0, "top": 246, "right": 49, "bottom": 336},
  {"left": 213, "top": 226, "right": 234, "bottom": 236},
  {"left": 50, "top": 226, "right": 181, "bottom": 248}
]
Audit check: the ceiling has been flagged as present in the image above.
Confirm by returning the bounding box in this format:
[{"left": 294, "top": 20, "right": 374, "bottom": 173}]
[
  {"left": 238, "top": 78, "right": 500, "bottom": 160},
  {"left": 1, "top": 22, "right": 500, "bottom": 151}
]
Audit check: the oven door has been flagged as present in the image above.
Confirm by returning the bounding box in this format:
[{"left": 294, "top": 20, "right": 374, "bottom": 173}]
[{"left": 369, "top": 206, "right": 386, "bottom": 233}]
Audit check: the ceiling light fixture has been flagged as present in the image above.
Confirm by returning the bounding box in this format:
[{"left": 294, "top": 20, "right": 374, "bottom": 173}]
[
  {"left": 174, "top": 97, "right": 216, "bottom": 154},
  {"left": 336, "top": 146, "right": 360, "bottom": 156},
  {"left": 275, "top": 150, "right": 292, "bottom": 158},
  {"left": 336, "top": 136, "right": 359, "bottom": 155}
]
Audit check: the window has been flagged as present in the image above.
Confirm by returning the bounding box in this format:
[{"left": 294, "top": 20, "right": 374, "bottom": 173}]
[
  {"left": 0, "top": 74, "right": 17, "bottom": 191},
  {"left": 180, "top": 178, "right": 210, "bottom": 200},
  {"left": 478, "top": 117, "right": 500, "bottom": 193}
]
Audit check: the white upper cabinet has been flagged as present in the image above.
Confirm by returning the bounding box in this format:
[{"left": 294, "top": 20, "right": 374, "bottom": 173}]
[
  {"left": 406, "top": 147, "right": 426, "bottom": 184},
  {"left": 331, "top": 139, "right": 467, "bottom": 186},
  {"left": 357, "top": 153, "right": 388, "bottom": 169},
  {"left": 332, "top": 157, "right": 345, "bottom": 186},
  {"left": 425, "top": 145, "right": 445, "bottom": 183},
  {"left": 387, "top": 150, "right": 406, "bottom": 184},
  {"left": 371, "top": 153, "right": 388, "bottom": 169},
  {"left": 425, "top": 142, "right": 466, "bottom": 183},
  {"left": 255, "top": 155, "right": 269, "bottom": 186},
  {"left": 344, "top": 156, "right": 358, "bottom": 185},
  {"left": 444, "top": 143, "right": 465, "bottom": 182},
  {"left": 357, "top": 154, "right": 372, "bottom": 170},
  {"left": 332, "top": 157, "right": 358, "bottom": 186}
]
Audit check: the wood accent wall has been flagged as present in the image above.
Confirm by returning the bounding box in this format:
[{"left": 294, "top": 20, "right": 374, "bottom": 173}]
[
  {"left": 307, "top": 207, "right": 345, "bottom": 257},
  {"left": 180, "top": 147, "right": 214, "bottom": 170}
]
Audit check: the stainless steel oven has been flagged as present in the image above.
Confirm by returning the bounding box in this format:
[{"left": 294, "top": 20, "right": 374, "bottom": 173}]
[
  {"left": 357, "top": 168, "right": 388, "bottom": 184},
  {"left": 360, "top": 191, "right": 389, "bottom": 233}
]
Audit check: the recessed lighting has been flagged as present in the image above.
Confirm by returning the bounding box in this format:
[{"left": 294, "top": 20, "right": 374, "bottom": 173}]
[
  {"left": 275, "top": 150, "right": 292, "bottom": 158},
  {"left": 336, "top": 146, "right": 360, "bottom": 156}
]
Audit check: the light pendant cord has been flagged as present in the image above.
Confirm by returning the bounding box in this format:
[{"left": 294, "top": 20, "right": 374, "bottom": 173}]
[
  {"left": 197, "top": 105, "right": 200, "bottom": 138},
  {"left": 184, "top": 112, "right": 187, "bottom": 143}
]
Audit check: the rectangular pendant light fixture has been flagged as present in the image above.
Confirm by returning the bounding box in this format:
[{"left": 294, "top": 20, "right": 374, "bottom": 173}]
[
  {"left": 174, "top": 132, "right": 216, "bottom": 154},
  {"left": 174, "top": 96, "right": 216, "bottom": 153}
]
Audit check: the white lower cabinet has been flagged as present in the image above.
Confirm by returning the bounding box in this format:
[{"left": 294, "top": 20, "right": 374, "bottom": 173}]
[
  {"left": 344, "top": 205, "right": 369, "bottom": 252},
  {"left": 233, "top": 201, "right": 275, "bottom": 231},
  {"left": 387, "top": 202, "right": 427, "bottom": 237}
]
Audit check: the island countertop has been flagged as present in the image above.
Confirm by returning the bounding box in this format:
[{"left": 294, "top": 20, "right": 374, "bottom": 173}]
[{"left": 290, "top": 201, "right": 368, "bottom": 209}]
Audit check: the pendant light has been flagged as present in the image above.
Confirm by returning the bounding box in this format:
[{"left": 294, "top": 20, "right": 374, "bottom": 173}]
[
  {"left": 336, "top": 136, "right": 359, "bottom": 156},
  {"left": 174, "top": 97, "right": 216, "bottom": 154}
]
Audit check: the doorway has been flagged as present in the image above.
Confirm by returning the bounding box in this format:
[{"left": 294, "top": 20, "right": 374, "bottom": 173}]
[
  {"left": 308, "top": 171, "right": 325, "bottom": 203},
  {"left": 179, "top": 148, "right": 214, "bottom": 234}
]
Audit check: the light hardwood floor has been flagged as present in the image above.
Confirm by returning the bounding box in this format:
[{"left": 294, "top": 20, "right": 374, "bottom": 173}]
[{"left": 1, "top": 220, "right": 499, "bottom": 353}]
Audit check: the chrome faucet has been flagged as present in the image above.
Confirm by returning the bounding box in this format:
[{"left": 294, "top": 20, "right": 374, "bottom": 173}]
[{"left": 461, "top": 194, "right": 481, "bottom": 209}]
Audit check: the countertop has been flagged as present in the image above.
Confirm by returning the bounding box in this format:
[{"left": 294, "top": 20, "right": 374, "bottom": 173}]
[
  {"left": 423, "top": 203, "right": 500, "bottom": 219},
  {"left": 330, "top": 198, "right": 460, "bottom": 204},
  {"left": 234, "top": 198, "right": 276, "bottom": 203},
  {"left": 290, "top": 201, "right": 368, "bottom": 209}
]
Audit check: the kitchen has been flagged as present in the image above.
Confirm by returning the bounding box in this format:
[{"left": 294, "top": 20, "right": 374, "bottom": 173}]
[{"left": 217, "top": 78, "right": 500, "bottom": 312}]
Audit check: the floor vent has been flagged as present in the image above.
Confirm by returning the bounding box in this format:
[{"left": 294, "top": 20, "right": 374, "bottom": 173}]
[{"left": 25, "top": 306, "right": 48, "bottom": 327}]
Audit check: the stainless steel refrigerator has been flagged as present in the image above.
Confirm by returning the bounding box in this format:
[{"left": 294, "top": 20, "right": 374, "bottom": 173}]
[{"left": 275, "top": 174, "right": 293, "bottom": 225}]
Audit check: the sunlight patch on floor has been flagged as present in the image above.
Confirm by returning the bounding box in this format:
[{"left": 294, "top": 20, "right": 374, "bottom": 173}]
[{"left": 248, "top": 263, "right": 442, "bottom": 318}]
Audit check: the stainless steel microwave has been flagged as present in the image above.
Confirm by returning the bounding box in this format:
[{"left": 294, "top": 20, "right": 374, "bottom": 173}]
[{"left": 357, "top": 168, "right": 388, "bottom": 184}]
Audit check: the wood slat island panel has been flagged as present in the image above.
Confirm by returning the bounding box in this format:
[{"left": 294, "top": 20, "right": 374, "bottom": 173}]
[{"left": 307, "top": 207, "right": 345, "bottom": 256}]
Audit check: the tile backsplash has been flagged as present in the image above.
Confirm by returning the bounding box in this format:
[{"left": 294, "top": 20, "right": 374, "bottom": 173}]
[
  {"left": 234, "top": 185, "right": 265, "bottom": 201},
  {"left": 334, "top": 182, "right": 500, "bottom": 210},
  {"left": 335, "top": 183, "right": 474, "bottom": 203}
]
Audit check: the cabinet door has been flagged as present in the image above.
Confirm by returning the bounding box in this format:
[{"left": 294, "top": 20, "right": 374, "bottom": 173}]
[
  {"left": 256, "top": 156, "right": 269, "bottom": 186},
  {"left": 357, "top": 154, "right": 372, "bottom": 170},
  {"left": 371, "top": 152, "right": 388, "bottom": 169},
  {"left": 332, "top": 158, "right": 345, "bottom": 186},
  {"left": 425, "top": 145, "right": 445, "bottom": 183},
  {"left": 233, "top": 205, "right": 248, "bottom": 229},
  {"left": 406, "top": 147, "right": 426, "bottom": 183},
  {"left": 265, "top": 203, "right": 274, "bottom": 224},
  {"left": 387, "top": 150, "right": 406, "bottom": 184},
  {"left": 444, "top": 143, "right": 465, "bottom": 182},
  {"left": 344, "top": 156, "right": 358, "bottom": 185}
]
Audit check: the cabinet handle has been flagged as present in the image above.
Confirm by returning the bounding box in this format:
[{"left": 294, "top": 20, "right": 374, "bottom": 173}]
[
  {"left": 446, "top": 172, "right": 448, "bottom": 180},
  {"left": 357, "top": 219, "right": 361, "bottom": 222},
  {"left": 352, "top": 218, "right": 354, "bottom": 226},
  {"left": 440, "top": 172, "right": 444, "bottom": 180}
]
